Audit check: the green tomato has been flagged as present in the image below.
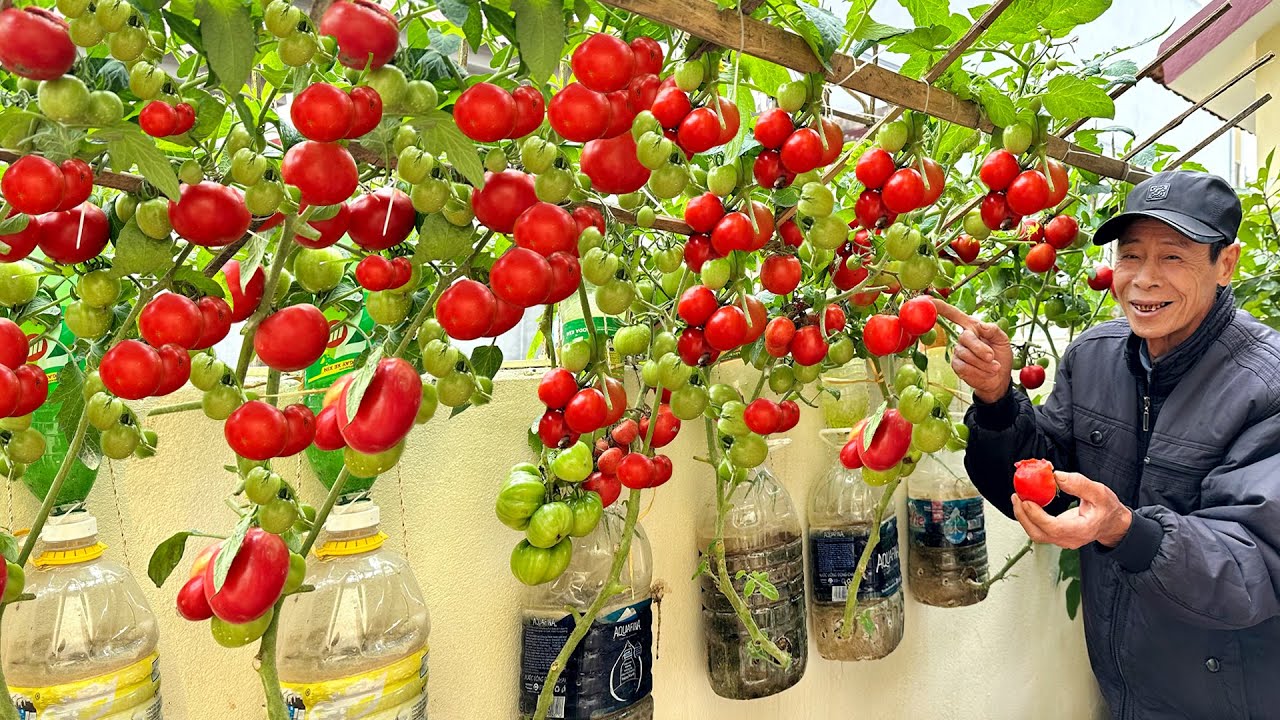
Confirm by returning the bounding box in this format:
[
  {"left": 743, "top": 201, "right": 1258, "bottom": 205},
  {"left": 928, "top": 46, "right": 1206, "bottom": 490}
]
[
  {"left": 225, "top": 126, "right": 254, "bottom": 157},
  {"left": 640, "top": 359, "right": 662, "bottom": 388},
  {"left": 636, "top": 132, "right": 672, "bottom": 171},
  {"left": 244, "top": 181, "right": 283, "bottom": 216},
  {"left": 594, "top": 279, "right": 634, "bottom": 316},
  {"left": 708, "top": 383, "right": 741, "bottom": 407},
  {"left": 78, "top": 270, "right": 121, "bottom": 308},
  {"left": 403, "top": 80, "right": 439, "bottom": 114},
  {"left": 5, "top": 428, "right": 45, "bottom": 464},
  {"left": 581, "top": 248, "right": 619, "bottom": 286},
  {"left": 576, "top": 226, "right": 604, "bottom": 255},
  {"left": 768, "top": 365, "right": 795, "bottom": 395},
  {"left": 651, "top": 331, "right": 677, "bottom": 359},
  {"left": 496, "top": 466, "right": 546, "bottom": 530},
  {"left": 776, "top": 81, "right": 808, "bottom": 113},
  {"left": 728, "top": 433, "right": 768, "bottom": 468},
  {"left": 483, "top": 147, "right": 508, "bottom": 173},
  {"left": 80, "top": 371, "right": 106, "bottom": 401},
  {"left": 66, "top": 301, "right": 112, "bottom": 340},
  {"left": 0, "top": 261, "right": 40, "bottom": 307},
  {"left": 560, "top": 339, "right": 591, "bottom": 373},
  {"left": 344, "top": 439, "right": 405, "bottom": 478},
  {"left": 861, "top": 463, "right": 901, "bottom": 486},
  {"left": 647, "top": 164, "right": 688, "bottom": 200},
  {"left": 38, "top": 76, "right": 91, "bottom": 123},
  {"left": 177, "top": 159, "right": 204, "bottom": 186},
  {"left": 707, "top": 164, "right": 738, "bottom": 197},
  {"left": 283, "top": 553, "right": 307, "bottom": 595},
  {"left": 128, "top": 62, "right": 165, "bottom": 100},
  {"left": 0, "top": 415, "right": 32, "bottom": 432},
  {"left": 634, "top": 206, "right": 655, "bottom": 229},
  {"left": 898, "top": 386, "right": 935, "bottom": 425},
  {"left": 535, "top": 168, "right": 573, "bottom": 204},
  {"left": 109, "top": 25, "right": 149, "bottom": 62},
  {"left": 900, "top": 254, "right": 938, "bottom": 291},
  {"left": 631, "top": 111, "right": 660, "bottom": 140},
  {"left": 244, "top": 467, "right": 283, "bottom": 506},
  {"left": 674, "top": 61, "right": 705, "bottom": 92},
  {"left": 794, "top": 362, "right": 820, "bottom": 384},
  {"left": 190, "top": 355, "right": 227, "bottom": 392},
  {"left": 258, "top": 498, "right": 298, "bottom": 535},
  {"left": 510, "top": 538, "right": 573, "bottom": 586},
  {"left": 211, "top": 608, "right": 274, "bottom": 648},
  {"left": 568, "top": 493, "right": 603, "bottom": 537},
  {"left": 279, "top": 32, "right": 319, "bottom": 67},
  {"left": 670, "top": 385, "right": 708, "bottom": 420},
  {"left": 395, "top": 147, "right": 434, "bottom": 185},
  {"left": 95, "top": 0, "right": 132, "bottom": 31},
  {"left": 655, "top": 247, "right": 683, "bottom": 274},
  {"left": 294, "top": 247, "right": 345, "bottom": 294},
  {"left": 549, "top": 441, "right": 591, "bottom": 484},
  {"left": 614, "top": 324, "right": 652, "bottom": 357},
  {"left": 57, "top": 0, "right": 91, "bottom": 18},
  {"left": 807, "top": 215, "right": 849, "bottom": 251},
  {"left": 101, "top": 425, "right": 139, "bottom": 460},
  {"left": 85, "top": 90, "right": 124, "bottom": 126},
  {"left": 135, "top": 198, "right": 171, "bottom": 239},
  {"left": 827, "top": 335, "right": 855, "bottom": 366},
  {"left": 68, "top": 15, "right": 105, "bottom": 47},
  {"left": 415, "top": 383, "right": 438, "bottom": 424},
  {"left": 366, "top": 65, "right": 408, "bottom": 109},
  {"left": 2, "top": 563, "right": 25, "bottom": 604},
  {"left": 912, "top": 416, "right": 952, "bottom": 453},
  {"left": 201, "top": 385, "right": 243, "bottom": 420},
  {"left": 893, "top": 363, "right": 927, "bottom": 393},
  {"left": 877, "top": 121, "right": 910, "bottom": 153},
  {"left": 945, "top": 422, "right": 969, "bottom": 452},
  {"left": 410, "top": 178, "right": 450, "bottom": 214},
  {"left": 366, "top": 290, "right": 412, "bottom": 326},
  {"left": 525, "top": 501, "right": 573, "bottom": 549},
  {"left": 436, "top": 372, "right": 475, "bottom": 407},
  {"left": 230, "top": 149, "right": 268, "bottom": 186},
  {"left": 798, "top": 182, "right": 835, "bottom": 218},
  {"left": 700, "top": 257, "right": 731, "bottom": 291},
  {"left": 417, "top": 319, "right": 446, "bottom": 346},
  {"left": 265, "top": 0, "right": 302, "bottom": 37},
  {"left": 520, "top": 138, "right": 556, "bottom": 174},
  {"left": 658, "top": 354, "right": 693, "bottom": 390},
  {"left": 1003, "top": 122, "right": 1034, "bottom": 155},
  {"left": 440, "top": 196, "right": 474, "bottom": 226}
]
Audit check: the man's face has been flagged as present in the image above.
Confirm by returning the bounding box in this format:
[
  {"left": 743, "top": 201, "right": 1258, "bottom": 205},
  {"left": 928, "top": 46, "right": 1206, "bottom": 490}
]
[{"left": 1112, "top": 217, "right": 1239, "bottom": 357}]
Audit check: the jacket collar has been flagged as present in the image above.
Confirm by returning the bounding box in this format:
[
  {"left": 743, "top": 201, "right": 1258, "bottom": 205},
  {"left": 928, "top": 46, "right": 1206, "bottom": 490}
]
[{"left": 1124, "top": 285, "right": 1236, "bottom": 394}]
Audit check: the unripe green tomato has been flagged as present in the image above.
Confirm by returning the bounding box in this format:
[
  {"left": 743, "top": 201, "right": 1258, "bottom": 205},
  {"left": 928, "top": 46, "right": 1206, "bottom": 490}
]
[
  {"left": 0, "top": 261, "right": 40, "bottom": 308},
  {"left": 560, "top": 339, "right": 591, "bottom": 373},
  {"left": 794, "top": 362, "right": 820, "bottom": 384},
  {"left": 640, "top": 359, "right": 662, "bottom": 388},
  {"left": 707, "top": 164, "right": 738, "bottom": 197},
  {"left": 392, "top": 126, "right": 419, "bottom": 155},
  {"left": 631, "top": 111, "right": 660, "bottom": 140},
  {"left": 964, "top": 210, "right": 991, "bottom": 239},
  {"left": 69, "top": 15, "right": 105, "bottom": 47},
  {"left": 670, "top": 385, "right": 708, "bottom": 420},
  {"left": 575, "top": 172, "right": 592, "bottom": 192},
  {"left": 520, "top": 137, "right": 556, "bottom": 174},
  {"left": 594, "top": 279, "right": 634, "bottom": 316},
  {"left": 66, "top": 301, "right": 112, "bottom": 339},
  {"left": 797, "top": 182, "right": 835, "bottom": 218},
  {"left": 244, "top": 467, "right": 283, "bottom": 505},
  {"left": 614, "top": 324, "right": 652, "bottom": 357},
  {"left": 135, "top": 198, "right": 172, "bottom": 239},
  {"left": 109, "top": 26, "right": 149, "bottom": 63},
  {"left": 1003, "top": 121, "right": 1034, "bottom": 155},
  {"left": 201, "top": 385, "right": 242, "bottom": 420},
  {"left": 728, "top": 433, "right": 768, "bottom": 468},
  {"left": 231, "top": 149, "right": 268, "bottom": 186},
  {"left": 79, "top": 269, "right": 121, "bottom": 308},
  {"left": 437, "top": 372, "right": 476, "bottom": 407},
  {"left": 403, "top": 80, "right": 439, "bottom": 114},
  {"left": 807, "top": 215, "right": 850, "bottom": 251},
  {"left": 701, "top": 257, "right": 731, "bottom": 290},
  {"left": 5, "top": 428, "right": 45, "bottom": 464},
  {"left": 654, "top": 246, "right": 683, "bottom": 274},
  {"left": 113, "top": 193, "right": 138, "bottom": 223},
  {"left": 470, "top": 376, "right": 494, "bottom": 406},
  {"left": 367, "top": 65, "right": 409, "bottom": 109},
  {"left": 647, "top": 165, "right": 687, "bottom": 199},
  {"left": 279, "top": 32, "right": 319, "bottom": 67},
  {"left": 96, "top": 0, "right": 132, "bottom": 32},
  {"left": 636, "top": 132, "right": 671, "bottom": 171},
  {"left": 573, "top": 226, "right": 602, "bottom": 256},
  {"left": 411, "top": 178, "right": 450, "bottom": 214},
  {"left": 535, "top": 168, "right": 573, "bottom": 204},
  {"left": 580, "top": 248, "right": 618, "bottom": 286},
  {"left": 245, "top": 181, "right": 284, "bottom": 216},
  {"left": 636, "top": 206, "right": 655, "bottom": 228},
  {"left": 440, "top": 198, "right": 474, "bottom": 226},
  {"left": 616, "top": 192, "right": 642, "bottom": 210},
  {"left": 177, "top": 158, "right": 204, "bottom": 186},
  {"left": 416, "top": 382, "right": 439, "bottom": 424},
  {"left": 421, "top": 340, "right": 461, "bottom": 378},
  {"left": 708, "top": 383, "right": 741, "bottom": 407},
  {"left": 86, "top": 90, "right": 124, "bottom": 126},
  {"left": 283, "top": 553, "right": 307, "bottom": 594},
  {"left": 776, "top": 81, "right": 808, "bottom": 113},
  {"left": 366, "top": 290, "right": 412, "bottom": 325},
  {"left": 57, "top": 0, "right": 91, "bottom": 18},
  {"left": 128, "top": 62, "right": 165, "bottom": 100},
  {"left": 38, "top": 76, "right": 91, "bottom": 123},
  {"left": 651, "top": 330, "right": 677, "bottom": 359},
  {"left": 81, "top": 371, "right": 106, "bottom": 400},
  {"left": 3, "top": 563, "right": 25, "bottom": 603},
  {"left": 827, "top": 335, "right": 855, "bottom": 365},
  {"left": 769, "top": 364, "right": 795, "bottom": 394},
  {"left": 417, "top": 319, "right": 446, "bottom": 347},
  {"left": 484, "top": 147, "right": 508, "bottom": 173},
  {"left": 101, "top": 425, "right": 139, "bottom": 460},
  {"left": 265, "top": 1, "right": 302, "bottom": 38},
  {"left": 674, "top": 61, "right": 705, "bottom": 92},
  {"left": 877, "top": 120, "right": 910, "bottom": 153}
]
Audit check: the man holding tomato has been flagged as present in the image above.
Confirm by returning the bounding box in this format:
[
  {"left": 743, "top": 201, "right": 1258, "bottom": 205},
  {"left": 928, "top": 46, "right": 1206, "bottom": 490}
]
[{"left": 938, "top": 170, "right": 1280, "bottom": 719}]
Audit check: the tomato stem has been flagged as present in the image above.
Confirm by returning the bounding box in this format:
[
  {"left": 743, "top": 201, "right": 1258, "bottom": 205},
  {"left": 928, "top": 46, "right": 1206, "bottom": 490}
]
[
  {"left": 256, "top": 602, "right": 289, "bottom": 720},
  {"left": 979, "top": 538, "right": 1035, "bottom": 591},
  {"left": 235, "top": 228, "right": 297, "bottom": 383},
  {"left": 836, "top": 474, "right": 900, "bottom": 639}
]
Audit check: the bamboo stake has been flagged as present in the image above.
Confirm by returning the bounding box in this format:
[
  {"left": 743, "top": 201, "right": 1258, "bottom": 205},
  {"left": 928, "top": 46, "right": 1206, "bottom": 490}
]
[{"left": 1168, "top": 93, "right": 1271, "bottom": 169}]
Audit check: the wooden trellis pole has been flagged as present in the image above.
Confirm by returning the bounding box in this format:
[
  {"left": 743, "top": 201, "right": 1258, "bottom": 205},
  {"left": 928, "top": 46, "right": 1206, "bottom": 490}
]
[
  {"left": 1169, "top": 93, "right": 1272, "bottom": 169},
  {"left": 602, "top": 0, "right": 1152, "bottom": 183}
]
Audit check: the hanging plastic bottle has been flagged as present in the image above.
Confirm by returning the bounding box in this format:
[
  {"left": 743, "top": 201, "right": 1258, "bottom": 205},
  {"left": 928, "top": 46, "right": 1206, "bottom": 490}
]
[
  {"left": 697, "top": 441, "right": 807, "bottom": 699},
  {"left": 301, "top": 308, "right": 378, "bottom": 494},
  {"left": 519, "top": 510, "right": 654, "bottom": 720},
  {"left": 808, "top": 433, "right": 904, "bottom": 661},
  {"left": 907, "top": 447, "right": 989, "bottom": 607},
  {"left": 2, "top": 511, "right": 162, "bottom": 719},
  {"left": 818, "top": 359, "right": 880, "bottom": 430},
  {"left": 276, "top": 500, "right": 430, "bottom": 718},
  {"left": 561, "top": 281, "right": 621, "bottom": 376}
]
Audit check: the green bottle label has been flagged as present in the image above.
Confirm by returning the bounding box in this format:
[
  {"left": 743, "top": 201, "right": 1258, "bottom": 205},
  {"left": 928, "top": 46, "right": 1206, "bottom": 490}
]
[
  {"left": 21, "top": 321, "right": 98, "bottom": 507},
  {"left": 302, "top": 308, "right": 378, "bottom": 494}
]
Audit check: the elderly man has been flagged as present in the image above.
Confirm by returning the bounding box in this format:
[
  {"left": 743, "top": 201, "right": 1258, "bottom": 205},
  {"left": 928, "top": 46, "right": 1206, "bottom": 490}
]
[{"left": 936, "top": 170, "right": 1280, "bottom": 719}]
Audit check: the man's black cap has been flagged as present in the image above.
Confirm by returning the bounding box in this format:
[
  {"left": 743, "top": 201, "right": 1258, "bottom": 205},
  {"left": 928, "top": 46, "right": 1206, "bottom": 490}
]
[{"left": 1093, "top": 170, "right": 1242, "bottom": 245}]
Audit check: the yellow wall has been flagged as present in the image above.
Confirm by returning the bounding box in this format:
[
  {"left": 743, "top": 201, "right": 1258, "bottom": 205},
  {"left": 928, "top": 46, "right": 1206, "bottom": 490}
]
[
  {"left": 3, "top": 368, "right": 1106, "bottom": 719},
  {"left": 1257, "top": 25, "right": 1280, "bottom": 176}
]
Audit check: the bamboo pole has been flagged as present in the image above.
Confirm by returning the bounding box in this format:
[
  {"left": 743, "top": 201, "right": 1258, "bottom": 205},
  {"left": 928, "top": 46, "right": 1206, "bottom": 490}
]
[{"left": 1168, "top": 93, "right": 1271, "bottom": 169}]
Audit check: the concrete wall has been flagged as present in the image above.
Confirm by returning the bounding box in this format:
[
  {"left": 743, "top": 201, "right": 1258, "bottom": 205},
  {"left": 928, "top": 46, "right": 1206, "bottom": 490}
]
[{"left": 2, "top": 367, "right": 1106, "bottom": 720}]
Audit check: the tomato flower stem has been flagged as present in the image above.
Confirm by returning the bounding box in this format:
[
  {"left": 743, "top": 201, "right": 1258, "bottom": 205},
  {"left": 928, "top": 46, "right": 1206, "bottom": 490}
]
[
  {"left": 978, "top": 538, "right": 1035, "bottom": 591},
  {"left": 837, "top": 475, "right": 901, "bottom": 639},
  {"left": 257, "top": 602, "right": 289, "bottom": 720}
]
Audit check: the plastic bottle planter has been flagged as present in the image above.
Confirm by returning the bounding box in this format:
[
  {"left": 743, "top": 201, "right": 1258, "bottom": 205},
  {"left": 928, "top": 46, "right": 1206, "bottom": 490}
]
[{"left": 907, "top": 449, "right": 989, "bottom": 607}]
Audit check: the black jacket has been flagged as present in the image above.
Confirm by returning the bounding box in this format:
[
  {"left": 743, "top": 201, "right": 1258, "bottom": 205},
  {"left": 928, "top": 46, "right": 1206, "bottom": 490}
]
[{"left": 964, "top": 287, "right": 1280, "bottom": 719}]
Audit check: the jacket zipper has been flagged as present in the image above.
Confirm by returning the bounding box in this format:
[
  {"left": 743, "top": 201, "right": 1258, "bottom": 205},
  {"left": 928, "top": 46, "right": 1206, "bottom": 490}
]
[
  {"left": 1112, "top": 371, "right": 1154, "bottom": 718},
  {"left": 1142, "top": 396, "right": 1150, "bottom": 432}
]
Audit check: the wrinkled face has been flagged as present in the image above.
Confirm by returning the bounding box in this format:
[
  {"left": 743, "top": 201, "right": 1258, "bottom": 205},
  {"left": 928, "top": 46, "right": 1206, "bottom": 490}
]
[{"left": 1112, "top": 218, "right": 1239, "bottom": 357}]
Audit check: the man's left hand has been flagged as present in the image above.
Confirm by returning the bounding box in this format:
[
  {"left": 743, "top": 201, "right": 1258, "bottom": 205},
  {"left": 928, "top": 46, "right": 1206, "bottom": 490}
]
[{"left": 1011, "top": 471, "right": 1133, "bottom": 549}]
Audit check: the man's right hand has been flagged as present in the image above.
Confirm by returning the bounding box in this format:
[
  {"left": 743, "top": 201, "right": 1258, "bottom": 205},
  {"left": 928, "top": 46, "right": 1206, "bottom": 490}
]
[{"left": 932, "top": 298, "right": 1014, "bottom": 403}]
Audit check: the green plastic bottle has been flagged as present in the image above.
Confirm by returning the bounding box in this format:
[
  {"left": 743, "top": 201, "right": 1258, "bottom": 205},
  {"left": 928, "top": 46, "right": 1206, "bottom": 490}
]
[
  {"left": 301, "top": 307, "right": 379, "bottom": 494},
  {"left": 19, "top": 321, "right": 97, "bottom": 506}
]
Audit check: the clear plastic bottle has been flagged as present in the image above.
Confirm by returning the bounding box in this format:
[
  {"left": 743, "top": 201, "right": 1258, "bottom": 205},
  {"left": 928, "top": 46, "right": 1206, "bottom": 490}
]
[
  {"left": 697, "top": 445, "right": 807, "bottom": 699},
  {"left": 907, "top": 448, "right": 989, "bottom": 607},
  {"left": 2, "top": 511, "right": 162, "bottom": 719},
  {"left": 276, "top": 501, "right": 430, "bottom": 719},
  {"left": 519, "top": 510, "right": 653, "bottom": 720},
  {"left": 807, "top": 435, "right": 904, "bottom": 661},
  {"left": 818, "top": 359, "right": 880, "bottom": 430}
]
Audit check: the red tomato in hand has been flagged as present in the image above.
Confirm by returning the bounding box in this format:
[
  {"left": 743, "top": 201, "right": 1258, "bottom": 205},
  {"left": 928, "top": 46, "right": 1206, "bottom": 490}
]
[
  {"left": 225, "top": 400, "right": 289, "bottom": 460},
  {"left": 203, "top": 528, "right": 290, "bottom": 624},
  {"left": 898, "top": 296, "right": 938, "bottom": 336},
  {"left": 1013, "top": 458, "right": 1056, "bottom": 506},
  {"left": 253, "top": 304, "right": 329, "bottom": 372},
  {"left": 338, "top": 357, "right": 422, "bottom": 454},
  {"left": 1019, "top": 364, "right": 1046, "bottom": 390}
]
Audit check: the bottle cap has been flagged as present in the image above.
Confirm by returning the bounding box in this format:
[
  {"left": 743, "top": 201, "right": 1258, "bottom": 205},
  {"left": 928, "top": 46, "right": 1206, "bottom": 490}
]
[{"left": 323, "top": 500, "right": 380, "bottom": 532}]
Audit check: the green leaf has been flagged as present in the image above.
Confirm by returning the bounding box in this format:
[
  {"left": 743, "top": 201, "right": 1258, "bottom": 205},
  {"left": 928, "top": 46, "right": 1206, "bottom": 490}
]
[
  {"left": 986, "top": 0, "right": 1112, "bottom": 44},
  {"left": 237, "top": 230, "right": 268, "bottom": 292},
  {"left": 1043, "top": 75, "right": 1115, "bottom": 123},
  {"left": 0, "top": 534, "right": 17, "bottom": 564},
  {"left": 51, "top": 361, "right": 99, "bottom": 472},
  {"left": 172, "top": 266, "right": 226, "bottom": 298},
  {"left": 481, "top": 3, "right": 518, "bottom": 43},
  {"left": 863, "top": 400, "right": 887, "bottom": 448},
  {"left": 899, "top": 0, "right": 948, "bottom": 26},
  {"left": 756, "top": 576, "right": 780, "bottom": 601},
  {"left": 344, "top": 343, "right": 386, "bottom": 422},
  {"left": 471, "top": 345, "right": 504, "bottom": 379},
  {"left": 976, "top": 81, "right": 1017, "bottom": 127},
  {"left": 721, "top": 85, "right": 755, "bottom": 161},
  {"left": 438, "top": 0, "right": 475, "bottom": 27},
  {"left": 212, "top": 514, "right": 251, "bottom": 592},
  {"left": 794, "top": 2, "right": 844, "bottom": 69},
  {"left": 194, "top": 0, "right": 255, "bottom": 93},
  {"left": 410, "top": 110, "right": 485, "bottom": 187},
  {"left": 0, "top": 109, "right": 41, "bottom": 146},
  {"left": 512, "top": 0, "right": 564, "bottom": 85},
  {"left": 147, "top": 531, "right": 193, "bottom": 587},
  {"left": 81, "top": 58, "right": 131, "bottom": 95},
  {"left": 110, "top": 220, "right": 175, "bottom": 278},
  {"left": 740, "top": 56, "right": 790, "bottom": 97},
  {"left": 462, "top": 3, "right": 485, "bottom": 51},
  {"left": 1065, "top": 578, "right": 1081, "bottom": 619},
  {"left": 885, "top": 25, "right": 949, "bottom": 57},
  {"left": 1102, "top": 59, "right": 1138, "bottom": 78},
  {"left": 847, "top": 13, "right": 906, "bottom": 42},
  {"left": 163, "top": 11, "right": 204, "bottom": 53},
  {"left": 691, "top": 557, "right": 711, "bottom": 580},
  {"left": 743, "top": 576, "right": 758, "bottom": 597},
  {"left": 94, "top": 123, "right": 181, "bottom": 200}
]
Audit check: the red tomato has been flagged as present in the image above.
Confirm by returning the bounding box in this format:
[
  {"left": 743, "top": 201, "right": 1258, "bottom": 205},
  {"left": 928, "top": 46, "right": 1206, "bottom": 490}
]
[
  {"left": 538, "top": 368, "right": 577, "bottom": 409},
  {"left": 548, "top": 82, "right": 611, "bottom": 142},
  {"left": 716, "top": 97, "right": 741, "bottom": 145},
  {"left": 572, "top": 34, "right": 635, "bottom": 93},
  {"left": 491, "top": 247, "right": 552, "bottom": 308},
  {"left": 225, "top": 400, "right": 288, "bottom": 460},
  {"left": 223, "top": 260, "right": 265, "bottom": 322},
  {"left": 676, "top": 107, "right": 722, "bottom": 154},
  {"left": 347, "top": 189, "right": 415, "bottom": 250},
  {"left": 454, "top": 82, "right": 516, "bottom": 142},
  {"left": 579, "top": 134, "right": 650, "bottom": 195},
  {"left": 1007, "top": 170, "right": 1050, "bottom": 216},
  {"left": 856, "top": 409, "right": 912, "bottom": 471},
  {"left": 638, "top": 404, "right": 680, "bottom": 448},
  {"left": 0, "top": 209, "right": 41, "bottom": 261},
  {"left": 863, "top": 314, "right": 902, "bottom": 356},
  {"left": 139, "top": 101, "right": 179, "bottom": 138},
  {"left": 1088, "top": 264, "right": 1114, "bottom": 292},
  {"left": 55, "top": 159, "right": 93, "bottom": 212},
  {"left": 776, "top": 399, "right": 800, "bottom": 432},
  {"left": 471, "top": 171, "right": 537, "bottom": 234},
  {"left": 544, "top": 251, "right": 581, "bottom": 304},
  {"left": 1042, "top": 159, "right": 1069, "bottom": 207},
  {"left": 979, "top": 150, "right": 1020, "bottom": 191},
  {"left": 779, "top": 218, "right": 804, "bottom": 248},
  {"left": 650, "top": 87, "right": 691, "bottom": 130},
  {"left": 600, "top": 91, "right": 634, "bottom": 139},
  {"left": 1013, "top": 458, "right": 1057, "bottom": 506},
  {"left": 753, "top": 109, "right": 793, "bottom": 150},
  {"left": 10, "top": 364, "right": 48, "bottom": 416},
  {"left": 100, "top": 340, "right": 163, "bottom": 400},
  {"left": 617, "top": 452, "right": 655, "bottom": 489},
  {"left": 338, "top": 357, "right": 422, "bottom": 454},
  {"left": 253, "top": 304, "right": 330, "bottom": 372},
  {"left": 565, "top": 387, "right": 607, "bottom": 433},
  {"left": 683, "top": 234, "right": 713, "bottom": 272},
  {"left": 203, "top": 528, "right": 290, "bottom": 624},
  {"left": 513, "top": 202, "right": 578, "bottom": 257},
  {"left": 840, "top": 421, "right": 866, "bottom": 469},
  {"left": 1044, "top": 214, "right": 1079, "bottom": 250},
  {"left": 882, "top": 168, "right": 925, "bottom": 214},
  {"left": 38, "top": 203, "right": 110, "bottom": 264},
  {"left": 0, "top": 319, "right": 27, "bottom": 370},
  {"left": 0, "top": 7, "right": 75, "bottom": 81},
  {"left": 291, "top": 83, "right": 355, "bottom": 142},
  {"left": 625, "top": 73, "right": 660, "bottom": 115},
  {"left": 898, "top": 296, "right": 938, "bottom": 336},
  {"left": 313, "top": 404, "right": 347, "bottom": 451},
  {"left": 744, "top": 398, "right": 781, "bottom": 435},
  {"left": 602, "top": 376, "right": 627, "bottom": 426},
  {"left": 140, "top": 293, "right": 204, "bottom": 349},
  {"left": 153, "top": 344, "right": 193, "bottom": 396},
  {"left": 684, "top": 193, "right": 724, "bottom": 234},
  {"left": 855, "top": 148, "right": 894, "bottom": 189},
  {"left": 629, "top": 36, "right": 663, "bottom": 76},
  {"left": 172, "top": 103, "right": 196, "bottom": 135},
  {"left": 583, "top": 471, "right": 621, "bottom": 508},
  {"left": 980, "top": 191, "right": 1012, "bottom": 231},
  {"left": 356, "top": 255, "right": 394, "bottom": 291},
  {"left": 790, "top": 324, "right": 828, "bottom": 366},
  {"left": 169, "top": 182, "right": 251, "bottom": 247},
  {"left": 920, "top": 157, "right": 945, "bottom": 206},
  {"left": 509, "top": 85, "right": 546, "bottom": 139},
  {"left": 748, "top": 201, "right": 775, "bottom": 251},
  {"left": 824, "top": 304, "right": 846, "bottom": 333},
  {"left": 780, "top": 127, "right": 823, "bottom": 174},
  {"left": 764, "top": 316, "right": 795, "bottom": 357},
  {"left": 436, "top": 279, "right": 498, "bottom": 341},
  {"left": 346, "top": 86, "right": 383, "bottom": 138},
  {"left": 1019, "top": 364, "right": 1046, "bottom": 390},
  {"left": 704, "top": 305, "right": 747, "bottom": 351},
  {"left": 0, "top": 366, "right": 19, "bottom": 417},
  {"left": 949, "top": 234, "right": 980, "bottom": 265},
  {"left": 319, "top": 0, "right": 399, "bottom": 70},
  {"left": 279, "top": 403, "right": 317, "bottom": 457},
  {"left": 538, "top": 409, "right": 579, "bottom": 449},
  {"left": 1, "top": 155, "right": 63, "bottom": 215},
  {"left": 752, "top": 149, "right": 793, "bottom": 190},
  {"left": 761, "top": 254, "right": 801, "bottom": 295},
  {"left": 389, "top": 257, "right": 412, "bottom": 289},
  {"left": 571, "top": 205, "right": 605, "bottom": 234},
  {"left": 296, "top": 202, "right": 351, "bottom": 249},
  {"left": 677, "top": 285, "right": 718, "bottom": 327},
  {"left": 818, "top": 118, "right": 843, "bottom": 166},
  {"left": 282, "top": 141, "right": 359, "bottom": 207},
  {"left": 708, "top": 212, "right": 752, "bottom": 256},
  {"left": 855, "top": 189, "right": 893, "bottom": 230},
  {"left": 1025, "top": 243, "right": 1056, "bottom": 274},
  {"left": 677, "top": 327, "right": 719, "bottom": 367},
  {"left": 176, "top": 574, "right": 214, "bottom": 621}
]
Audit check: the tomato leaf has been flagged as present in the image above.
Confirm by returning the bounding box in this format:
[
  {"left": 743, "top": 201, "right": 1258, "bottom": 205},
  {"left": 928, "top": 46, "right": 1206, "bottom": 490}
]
[
  {"left": 438, "top": 0, "right": 475, "bottom": 27},
  {"left": 739, "top": 56, "right": 790, "bottom": 98},
  {"left": 975, "top": 80, "right": 1017, "bottom": 128},
  {"left": 900, "top": 0, "right": 949, "bottom": 26},
  {"left": 0, "top": 533, "right": 17, "bottom": 564},
  {"left": 1065, "top": 577, "right": 1082, "bottom": 620},
  {"left": 794, "top": 2, "right": 844, "bottom": 70},
  {"left": 481, "top": 3, "right": 518, "bottom": 44},
  {"left": 512, "top": 0, "right": 565, "bottom": 86},
  {"left": 171, "top": 266, "right": 225, "bottom": 299},
  {"left": 0, "top": 109, "right": 41, "bottom": 149},
  {"left": 409, "top": 110, "right": 485, "bottom": 188},
  {"left": 111, "top": 220, "right": 175, "bottom": 279},
  {"left": 194, "top": 0, "right": 255, "bottom": 94},
  {"left": 237, "top": 231, "right": 269, "bottom": 293},
  {"left": 863, "top": 400, "right": 887, "bottom": 448},
  {"left": 1043, "top": 75, "right": 1115, "bottom": 123},
  {"left": 344, "top": 343, "right": 385, "bottom": 424},
  {"left": 147, "top": 531, "right": 193, "bottom": 587},
  {"left": 94, "top": 123, "right": 181, "bottom": 201},
  {"left": 471, "top": 345, "right": 503, "bottom": 379},
  {"left": 212, "top": 514, "right": 251, "bottom": 592},
  {"left": 163, "top": 11, "right": 205, "bottom": 53}
]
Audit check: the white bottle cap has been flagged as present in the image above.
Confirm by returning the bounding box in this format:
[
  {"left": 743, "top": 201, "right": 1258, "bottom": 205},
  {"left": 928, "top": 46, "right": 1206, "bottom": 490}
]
[
  {"left": 40, "top": 512, "right": 98, "bottom": 542},
  {"left": 323, "top": 501, "right": 380, "bottom": 533}
]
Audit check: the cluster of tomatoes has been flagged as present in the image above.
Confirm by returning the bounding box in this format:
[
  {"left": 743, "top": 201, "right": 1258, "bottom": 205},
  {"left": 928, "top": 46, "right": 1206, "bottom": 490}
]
[
  {"left": 752, "top": 108, "right": 842, "bottom": 188},
  {"left": 138, "top": 99, "right": 196, "bottom": 138},
  {"left": 0, "top": 319, "right": 46, "bottom": 429},
  {"left": 852, "top": 121, "right": 945, "bottom": 230},
  {"left": 290, "top": 82, "right": 383, "bottom": 143},
  {"left": 0, "top": 155, "right": 104, "bottom": 264},
  {"left": 975, "top": 122, "right": 1069, "bottom": 234},
  {"left": 355, "top": 255, "right": 414, "bottom": 291},
  {"left": 761, "top": 302, "right": 847, "bottom": 366},
  {"left": 535, "top": 368, "right": 627, "bottom": 447},
  {"left": 862, "top": 295, "right": 939, "bottom": 357},
  {"left": 675, "top": 285, "right": 767, "bottom": 364},
  {"left": 497, "top": 458, "right": 605, "bottom": 587},
  {"left": 1018, "top": 214, "right": 1080, "bottom": 274}
]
